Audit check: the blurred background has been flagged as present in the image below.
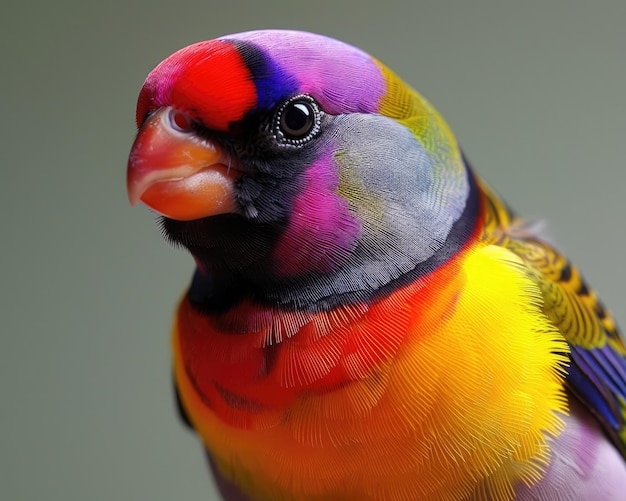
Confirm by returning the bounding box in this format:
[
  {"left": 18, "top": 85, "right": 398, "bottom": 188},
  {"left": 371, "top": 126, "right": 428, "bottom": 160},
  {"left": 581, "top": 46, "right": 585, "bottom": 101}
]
[{"left": 2, "top": 1, "right": 625, "bottom": 499}]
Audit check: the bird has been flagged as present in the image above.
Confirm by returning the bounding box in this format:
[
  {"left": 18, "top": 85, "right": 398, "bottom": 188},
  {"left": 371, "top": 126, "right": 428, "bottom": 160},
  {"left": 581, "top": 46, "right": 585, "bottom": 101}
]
[{"left": 126, "top": 30, "right": 626, "bottom": 500}]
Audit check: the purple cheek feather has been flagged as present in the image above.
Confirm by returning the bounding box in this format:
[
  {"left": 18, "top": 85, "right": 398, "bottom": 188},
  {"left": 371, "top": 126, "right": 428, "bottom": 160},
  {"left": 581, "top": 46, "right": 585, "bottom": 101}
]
[{"left": 272, "top": 155, "right": 362, "bottom": 278}]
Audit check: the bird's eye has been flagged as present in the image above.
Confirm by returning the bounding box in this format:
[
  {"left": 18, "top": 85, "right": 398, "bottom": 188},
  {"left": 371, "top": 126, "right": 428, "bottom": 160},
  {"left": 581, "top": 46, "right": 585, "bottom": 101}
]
[
  {"left": 275, "top": 95, "right": 321, "bottom": 145},
  {"left": 281, "top": 102, "right": 313, "bottom": 138}
]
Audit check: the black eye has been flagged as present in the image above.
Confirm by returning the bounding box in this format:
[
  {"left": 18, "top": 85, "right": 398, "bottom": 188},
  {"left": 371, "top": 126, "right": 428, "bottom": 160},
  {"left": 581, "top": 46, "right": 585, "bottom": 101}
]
[
  {"left": 275, "top": 95, "right": 321, "bottom": 145},
  {"left": 281, "top": 101, "right": 313, "bottom": 137}
]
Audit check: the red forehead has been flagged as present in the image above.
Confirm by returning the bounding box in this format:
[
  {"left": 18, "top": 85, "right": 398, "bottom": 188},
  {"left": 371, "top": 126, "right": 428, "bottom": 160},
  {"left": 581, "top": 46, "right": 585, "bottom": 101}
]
[{"left": 136, "top": 40, "right": 257, "bottom": 131}]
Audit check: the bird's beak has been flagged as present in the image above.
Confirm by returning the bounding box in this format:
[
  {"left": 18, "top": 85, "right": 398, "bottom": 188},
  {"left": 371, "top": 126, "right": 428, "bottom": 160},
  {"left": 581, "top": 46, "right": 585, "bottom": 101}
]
[{"left": 126, "top": 107, "right": 238, "bottom": 221}]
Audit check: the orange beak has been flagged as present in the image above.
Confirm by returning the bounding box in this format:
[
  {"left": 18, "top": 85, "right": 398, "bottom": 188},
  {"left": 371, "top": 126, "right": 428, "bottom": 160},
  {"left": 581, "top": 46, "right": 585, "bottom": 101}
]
[{"left": 127, "top": 107, "right": 238, "bottom": 221}]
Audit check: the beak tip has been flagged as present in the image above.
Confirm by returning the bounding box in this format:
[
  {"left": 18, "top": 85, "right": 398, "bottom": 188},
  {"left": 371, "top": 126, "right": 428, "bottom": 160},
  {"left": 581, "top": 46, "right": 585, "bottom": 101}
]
[{"left": 126, "top": 180, "right": 142, "bottom": 206}]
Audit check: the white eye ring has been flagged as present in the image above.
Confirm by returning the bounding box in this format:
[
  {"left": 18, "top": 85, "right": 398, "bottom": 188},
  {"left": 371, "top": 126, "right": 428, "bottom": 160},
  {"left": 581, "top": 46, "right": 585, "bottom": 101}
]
[{"left": 274, "top": 95, "right": 321, "bottom": 146}]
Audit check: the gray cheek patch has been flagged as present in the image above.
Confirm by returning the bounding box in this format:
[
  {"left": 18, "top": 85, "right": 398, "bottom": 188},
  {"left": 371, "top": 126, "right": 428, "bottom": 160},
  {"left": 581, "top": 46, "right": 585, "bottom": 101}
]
[{"left": 330, "top": 113, "right": 470, "bottom": 273}]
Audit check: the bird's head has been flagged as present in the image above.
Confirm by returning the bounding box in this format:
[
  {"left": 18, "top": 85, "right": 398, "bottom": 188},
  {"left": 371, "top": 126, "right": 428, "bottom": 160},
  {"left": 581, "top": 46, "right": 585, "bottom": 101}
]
[{"left": 127, "top": 30, "right": 474, "bottom": 309}]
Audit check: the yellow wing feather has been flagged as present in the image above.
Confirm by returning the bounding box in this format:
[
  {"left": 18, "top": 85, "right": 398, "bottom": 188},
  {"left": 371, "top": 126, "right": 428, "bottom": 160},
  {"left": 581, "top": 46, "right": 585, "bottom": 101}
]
[{"left": 479, "top": 177, "right": 623, "bottom": 353}]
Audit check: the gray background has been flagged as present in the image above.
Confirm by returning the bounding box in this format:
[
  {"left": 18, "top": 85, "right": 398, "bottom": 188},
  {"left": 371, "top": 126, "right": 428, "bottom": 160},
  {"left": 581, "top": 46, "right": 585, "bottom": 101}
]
[{"left": 3, "top": 1, "right": 625, "bottom": 499}]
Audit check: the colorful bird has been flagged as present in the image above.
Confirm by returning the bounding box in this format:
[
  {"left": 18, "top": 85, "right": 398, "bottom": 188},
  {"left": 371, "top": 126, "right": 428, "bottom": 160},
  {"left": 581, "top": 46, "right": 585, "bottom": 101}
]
[{"left": 127, "top": 30, "right": 626, "bottom": 500}]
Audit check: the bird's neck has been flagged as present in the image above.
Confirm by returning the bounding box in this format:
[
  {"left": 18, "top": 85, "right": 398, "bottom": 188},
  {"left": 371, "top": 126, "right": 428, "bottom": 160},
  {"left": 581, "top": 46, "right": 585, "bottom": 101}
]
[{"left": 188, "top": 168, "right": 484, "bottom": 313}]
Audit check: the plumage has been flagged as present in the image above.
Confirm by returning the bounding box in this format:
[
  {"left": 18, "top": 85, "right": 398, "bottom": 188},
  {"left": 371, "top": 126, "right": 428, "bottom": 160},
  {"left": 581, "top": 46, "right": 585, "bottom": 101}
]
[{"left": 127, "top": 30, "right": 626, "bottom": 500}]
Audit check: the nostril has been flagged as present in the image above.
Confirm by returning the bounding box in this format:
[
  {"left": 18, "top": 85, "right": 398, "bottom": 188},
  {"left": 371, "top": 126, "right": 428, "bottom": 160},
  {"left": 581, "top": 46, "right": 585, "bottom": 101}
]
[{"left": 169, "top": 108, "right": 194, "bottom": 133}]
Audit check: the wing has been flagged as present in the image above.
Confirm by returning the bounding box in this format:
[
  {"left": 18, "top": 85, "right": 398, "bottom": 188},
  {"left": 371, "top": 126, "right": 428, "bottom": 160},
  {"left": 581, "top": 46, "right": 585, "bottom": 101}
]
[{"left": 476, "top": 169, "right": 626, "bottom": 457}]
